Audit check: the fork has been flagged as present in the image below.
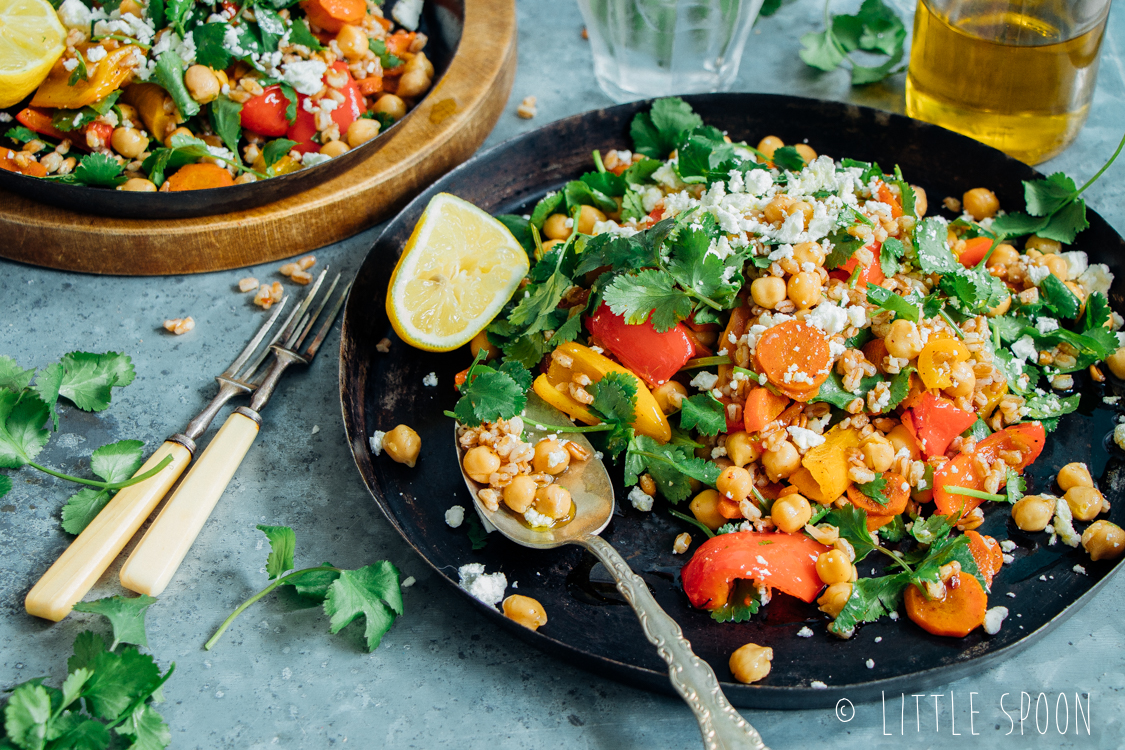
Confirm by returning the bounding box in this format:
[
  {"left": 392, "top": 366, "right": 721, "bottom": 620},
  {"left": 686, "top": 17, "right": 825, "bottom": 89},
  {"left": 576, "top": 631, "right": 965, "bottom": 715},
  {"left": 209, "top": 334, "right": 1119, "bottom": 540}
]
[
  {"left": 120, "top": 270, "right": 349, "bottom": 597},
  {"left": 25, "top": 298, "right": 292, "bottom": 622}
]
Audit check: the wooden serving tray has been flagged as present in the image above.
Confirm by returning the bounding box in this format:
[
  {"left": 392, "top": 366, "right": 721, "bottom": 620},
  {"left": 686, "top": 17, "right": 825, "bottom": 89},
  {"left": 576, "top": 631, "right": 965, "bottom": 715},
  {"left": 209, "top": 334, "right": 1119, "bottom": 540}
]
[{"left": 0, "top": 0, "right": 516, "bottom": 276}]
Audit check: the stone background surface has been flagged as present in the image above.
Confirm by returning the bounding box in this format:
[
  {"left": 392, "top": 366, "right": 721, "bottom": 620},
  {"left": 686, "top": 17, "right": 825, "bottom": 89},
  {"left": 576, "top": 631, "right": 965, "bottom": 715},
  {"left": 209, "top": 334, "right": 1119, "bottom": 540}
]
[{"left": 3, "top": 0, "right": 1125, "bottom": 746}]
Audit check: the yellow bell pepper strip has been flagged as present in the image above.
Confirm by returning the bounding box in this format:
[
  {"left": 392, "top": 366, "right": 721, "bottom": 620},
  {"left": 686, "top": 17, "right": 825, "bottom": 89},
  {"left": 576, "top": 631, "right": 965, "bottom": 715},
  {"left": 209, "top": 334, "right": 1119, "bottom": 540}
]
[
  {"left": 252, "top": 153, "right": 302, "bottom": 176},
  {"left": 788, "top": 425, "right": 861, "bottom": 505},
  {"left": 30, "top": 45, "right": 142, "bottom": 110},
  {"left": 917, "top": 337, "right": 970, "bottom": 390},
  {"left": 120, "top": 83, "right": 178, "bottom": 144},
  {"left": 531, "top": 342, "right": 671, "bottom": 442}
]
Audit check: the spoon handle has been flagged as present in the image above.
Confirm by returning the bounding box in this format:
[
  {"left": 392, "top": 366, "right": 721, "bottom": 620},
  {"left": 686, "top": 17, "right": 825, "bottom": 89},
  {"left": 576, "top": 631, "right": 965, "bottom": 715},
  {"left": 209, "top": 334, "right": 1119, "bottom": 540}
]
[{"left": 581, "top": 535, "right": 770, "bottom": 750}]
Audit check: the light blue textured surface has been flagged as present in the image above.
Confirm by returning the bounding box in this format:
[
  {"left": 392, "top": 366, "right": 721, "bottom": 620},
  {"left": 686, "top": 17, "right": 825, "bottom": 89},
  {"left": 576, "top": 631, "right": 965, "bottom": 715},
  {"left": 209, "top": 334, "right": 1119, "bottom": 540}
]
[{"left": 3, "top": 0, "right": 1125, "bottom": 747}]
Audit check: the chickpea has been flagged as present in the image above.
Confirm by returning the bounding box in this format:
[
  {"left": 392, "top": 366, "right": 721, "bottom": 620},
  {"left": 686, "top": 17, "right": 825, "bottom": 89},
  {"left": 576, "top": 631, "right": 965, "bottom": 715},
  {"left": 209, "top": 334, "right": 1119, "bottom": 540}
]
[
  {"left": 462, "top": 445, "right": 501, "bottom": 482},
  {"left": 382, "top": 424, "right": 420, "bottom": 467},
  {"left": 408, "top": 51, "right": 435, "bottom": 78},
  {"left": 986, "top": 243, "right": 1019, "bottom": 268},
  {"left": 503, "top": 475, "right": 538, "bottom": 513},
  {"left": 335, "top": 24, "right": 369, "bottom": 60},
  {"left": 1064, "top": 486, "right": 1105, "bottom": 521},
  {"left": 771, "top": 492, "right": 812, "bottom": 533},
  {"left": 816, "top": 550, "right": 853, "bottom": 584},
  {"left": 716, "top": 466, "right": 753, "bottom": 503},
  {"left": 541, "top": 238, "right": 563, "bottom": 252},
  {"left": 725, "top": 431, "right": 761, "bottom": 467},
  {"left": 1025, "top": 235, "right": 1061, "bottom": 254},
  {"left": 117, "top": 177, "right": 156, "bottom": 192},
  {"left": 320, "top": 140, "right": 349, "bottom": 158},
  {"left": 817, "top": 582, "right": 853, "bottom": 618},
  {"left": 763, "top": 195, "right": 794, "bottom": 225},
  {"left": 110, "top": 127, "right": 149, "bottom": 159},
  {"left": 793, "top": 143, "right": 817, "bottom": 163},
  {"left": 944, "top": 360, "right": 976, "bottom": 399},
  {"left": 373, "top": 93, "right": 407, "bottom": 121},
  {"left": 503, "top": 594, "right": 548, "bottom": 630},
  {"left": 1038, "top": 253, "right": 1068, "bottom": 280},
  {"left": 689, "top": 489, "right": 726, "bottom": 530},
  {"left": 789, "top": 200, "right": 814, "bottom": 226},
  {"left": 532, "top": 437, "right": 571, "bottom": 475},
  {"left": 884, "top": 319, "right": 923, "bottom": 360},
  {"left": 164, "top": 126, "right": 193, "bottom": 146},
  {"left": 1082, "top": 520, "right": 1125, "bottom": 561},
  {"left": 762, "top": 440, "right": 800, "bottom": 482},
  {"left": 118, "top": 0, "right": 142, "bottom": 15},
  {"left": 233, "top": 173, "right": 257, "bottom": 185},
  {"left": 346, "top": 118, "right": 381, "bottom": 148},
  {"left": 787, "top": 271, "right": 821, "bottom": 309},
  {"left": 729, "top": 643, "right": 773, "bottom": 684},
  {"left": 886, "top": 424, "right": 919, "bottom": 460},
  {"left": 469, "top": 330, "right": 500, "bottom": 360},
  {"left": 1106, "top": 347, "right": 1125, "bottom": 380},
  {"left": 988, "top": 293, "right": 1012, "bottom": 318},
  {"left": 962, "top": 187, "right": 1000, "bottom": 220},
  {"left": 397, "top": 67, "right": 432, "bottom": 99},
  {"left": 534, "top": 484, "right": 573, "bottom": 519},
  {"left": 751, "top": 275, "right": 787, "bottom": 310},
  {"left": 1057, "top": 462, "right": 1093, "bottom": 491},
  {"left": 911, "top": 185, "right": 927, "bottom": 217},
  {"left": 792, "top": 241, "right": 825, "bottom": 266},
  {"left": 577, "top": 204, "right": 607, "bottom": 234},
  {"left": 184, "top": 65, "right": 220, "bottom": 104},
  {"left": 116, "top": 102, "right": 139, "bottom": 125},
  {"left": 861, "top": 435, "right": 894, "bottom": 473},
  {"left": 653, "top": 380, "right": 687, "bottom": 414},
  {"left": 542, "top": 213, "right": 571, "bottom": 241},
  {"left": 1011, "top": 495, "right": 1054, "bottom": 532},
  {"left": 757, "top": 135, "right": 784, "bottom": 159}
]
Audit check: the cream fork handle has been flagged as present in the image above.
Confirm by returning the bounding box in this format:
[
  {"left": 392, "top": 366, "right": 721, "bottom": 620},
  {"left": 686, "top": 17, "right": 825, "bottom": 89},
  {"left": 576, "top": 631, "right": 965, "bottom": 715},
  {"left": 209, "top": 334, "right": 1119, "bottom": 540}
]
[
  {"left": 24, "top": 441, "right": 193, "bottom": 621},
  {"left": 120, "top": 410, "right": 260, "bottom": 597}
]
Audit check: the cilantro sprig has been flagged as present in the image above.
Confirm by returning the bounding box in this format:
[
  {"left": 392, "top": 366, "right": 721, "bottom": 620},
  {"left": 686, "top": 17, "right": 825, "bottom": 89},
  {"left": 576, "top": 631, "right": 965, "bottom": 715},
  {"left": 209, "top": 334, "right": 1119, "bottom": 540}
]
[
  {"left": 800, "top": 0, "right": 907, "bottom": 85},
  {"left": 205, "top": 525, "right": 404, "bottom": 652}
]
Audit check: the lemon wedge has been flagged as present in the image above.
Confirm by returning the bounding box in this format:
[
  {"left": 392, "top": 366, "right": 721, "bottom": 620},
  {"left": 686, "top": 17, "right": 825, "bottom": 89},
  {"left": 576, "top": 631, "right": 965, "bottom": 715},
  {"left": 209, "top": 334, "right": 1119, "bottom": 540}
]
[
  {"left": 387, "top": 193, "right": 530, "bottom": 352},
  {"left": 0, "top": 0, "right": 66, "bottom": 108}
]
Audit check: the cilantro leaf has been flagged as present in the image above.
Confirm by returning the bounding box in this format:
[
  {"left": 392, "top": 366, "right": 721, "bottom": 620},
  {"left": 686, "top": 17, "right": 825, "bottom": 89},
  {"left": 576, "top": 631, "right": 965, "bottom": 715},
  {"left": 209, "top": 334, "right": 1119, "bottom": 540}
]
[
  {"left": 602, "top": 269, "right": 694, "bottom": 332},
  {"left": 1024, "top": 172, "right": 1077, "bottom": 217},
  {"left": 257, "top": 524, "right": 297, "bottom": 579},
  {"left": 828, "top": 572, "right": 910, "bottom": 636},
  {"left": 0, "top": 473, "right": 10, "bottom": 500},
  {"left": 115, "top": 703, "right": 172, "bottom": 750},
  {"left": 630, "top": 97, "right": 702, "bottom": 158},
  {"left": 57, "top": 352, "right": 134, "bottom": 412},
  {"left": 323, "top": 561, "right": 403, "bottom": 651},
  {"left": 810, "top": 369, "right": 882, "bottom": 408},
  {"left": 82, "top": 646, "right": 163, "bottom": 721},
  {"left": 1005, "top": 468, "right": 1026, "bottom": 504},
  {"left": 823, "top": 228, "right": 865, "bottom": 270},
  {"left": 369, "top": 38, "right": 402, "bottom": 68},
  {"left": 68, "top": 48, "right": 89, "bottom": 86},
  {"left": 466, "top": 515, "right": 489, "bottom": 550},
  {"left": 799, "top": 28, "right": 846, "bottom": 72},
  {"left": 880, "top": 236, "right": 905, "bottom": 277},
  {"left": 3, "top": 682, "right": 52, "bottom": 749},
  {"left": 620, "top": 189, "right": 646, "bottom": 222},
  {"left": 679, "top": 393, "right": 726, "bottom": 437},
  {"left": 255, "top": 7, "right": 286, "bottom": 50},
  {"left": 452, "top": 370, "right": 526, "bottom": 427},
  {"left": 1038, "top": 274, "right": 1081, "bottom": 319},
  {"left": 582, "top": 169, "right": 626, "bottom": 197},
  {"left": 0, "top": 356, "right": 36, "bottom": 391},
  {"left": 821, "top": 505, "right": 877, "bottom": 562},
  {"left": 72, "top": 595, "right": 158, "bottom": 650},
  {"left": 1023, "top": 392, "right": 1080, "bottom": 421},
  {"left": 908, "top": 513, "right": 954, "bottom": 545},
  {"left": 262, "top": 138, "right": 298, "bottom": 174},
  {"left": 884, "top": 365, "right": 915, "bottom": 412},
  {"left": 288, "top": 562, "right": 339, "bottom": 600},
  {"left": 529, "top": 191, "right": 565, "bottom": 229},
  {"left": 61, "top": 488, "right": 111, "bottom": 535},
  {"left": 771, "top": 145, "right": 806, "bottom": 171},
  {"left": 152, "top": 50, "right": 200, "bottom": 119},
  {"left": 0, "top": 389, "right": 50, "bottom": 468},
  {"left": 291, "top": 17, "right": 325, "bottom": 50},
  {"left": 913, "top": 532, "right": 986, "bottom": 591},
  {"left": 5, "top": 125, "right": 42, "bottom": 146},
  {"left": 866, "top": 285, "right": 918, "bottom": 322},
  {"left": 1084, "top": 291, "right": 1111, "bottom": 332},
  {"left": 709, "top": 580, "right": 760, "bottom": 623},
  {"left": 64, "top": 152, "right": 127, "bottom": 188},
  {"left": 192, "top": 22, "right": 233, "bottom": 70},
  {"left": 850, "top": 44, "right": 905, "bottom": 86},
  {"left": 913, "top": 217, "right": 961, "bottom": 274},
  {"left": 800, "top": 0, "right": 907, "bottom": 85},
  {"left": 625, "top": 434, "right": 719, "bottom": 502},
  {"left": 90, "top": 439, "right": 145, "bottom": 484},
  {"left": 1037, "top": 198, "right": 1089, "bottom": 244},
  {"left": 856, "top": 473, "right": 889, "bottom": 505},
  {"left": 664, "top": 214, "right": 743, "bottom": 306},
  {"left": 622, "top": 157, "right": 662, "bottom": 185},
  {"left": 209, "top": 95, "right": 243, "bottom": 157},
  {"left": 564, "top": 179, "right": 617, "bottom": 214},
  {"left": 588, "top": 372, "right": 637, "bottom": 458}
]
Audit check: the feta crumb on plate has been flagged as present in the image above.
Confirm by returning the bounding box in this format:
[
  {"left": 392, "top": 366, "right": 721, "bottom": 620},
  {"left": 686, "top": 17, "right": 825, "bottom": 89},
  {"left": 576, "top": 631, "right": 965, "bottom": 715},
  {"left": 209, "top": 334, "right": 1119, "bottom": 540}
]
[
  {"left": 457, "top": 563, "right": 507, "bottom": 609},
  {"left": 401, "top": 576, "right": 416, "bottom": 588},
  {"left": 1006, "top": 591, "right": 1016, "bottom": 598},
  {"left": 865, "top": 659, "right": 874, "bottom": 669},
  {"left": 423, "top": 371, "right": 438, "bottom": 387},
  {"left": 628, "top": 486, "right": 654, "bottom": 512},
  {"left": 1000, "top": 539, "right": 1017, "bottom": 553},
  {"left": 810, "top": 680, "right": 828, "bottom": 689},
  {"left": 983, "top": 606, "right": 1009, "bottom": 635},
  {"left": 1073, "top": 564, "right": 1087, "bottom": 575},
  {"left": 369, "top": 430, "right": 386, "bottom": 455},
  {"left": 445, "top": 505, "right": 465, "bottom": 528},
  {"left": 797, "top": 626, "right": 814, "bottom": 638}
]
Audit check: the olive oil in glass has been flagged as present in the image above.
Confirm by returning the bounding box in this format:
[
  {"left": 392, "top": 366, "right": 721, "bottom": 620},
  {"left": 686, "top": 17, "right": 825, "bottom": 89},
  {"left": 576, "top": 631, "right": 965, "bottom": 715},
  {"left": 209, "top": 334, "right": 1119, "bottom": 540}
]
[{"left": 905, "top": 0, "right": 1110, "bottom": 164}]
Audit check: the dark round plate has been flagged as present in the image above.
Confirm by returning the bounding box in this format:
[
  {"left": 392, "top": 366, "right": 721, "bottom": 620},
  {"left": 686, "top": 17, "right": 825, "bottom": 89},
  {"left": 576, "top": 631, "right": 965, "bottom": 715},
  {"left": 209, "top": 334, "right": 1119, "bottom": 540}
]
[
  {"left": 0, "top": 0, "right": 462, "bottom": 220},
  {"left": 339, "top": 93, "right": 1125, "bottom": 709}
]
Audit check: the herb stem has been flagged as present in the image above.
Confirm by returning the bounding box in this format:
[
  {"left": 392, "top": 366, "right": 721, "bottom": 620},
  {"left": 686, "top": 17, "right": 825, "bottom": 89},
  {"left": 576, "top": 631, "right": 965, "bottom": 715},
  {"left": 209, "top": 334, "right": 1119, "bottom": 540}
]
[
  {"left": 668, "top": 508, "right": 715, "bottom": 538},
  {"left": 942, "top": 485, "right": 1004, "bottom": 502},
  {"left": 27, "top": 455, "right": 173, "bottom": 490},
  {"left": 876, "top": 544, "right": 913, "bottom": 573},
  {"left": 442, "top": 411, "right": 612, "bottom": 434},
  {"left": 204, "top": 566, "right": 340, "bottom": 650},
  {"left": 592, "top": 149, "right": 606, "bottom": 173},
  {"left": 1073, "top": 130, "right": 1125, "bottom": 200},
  {"left": 681, "top": 355, "right": 732, "bottom": 369},
  {"left": 937, "top": 307, "right": 966, "bottom": 338}
]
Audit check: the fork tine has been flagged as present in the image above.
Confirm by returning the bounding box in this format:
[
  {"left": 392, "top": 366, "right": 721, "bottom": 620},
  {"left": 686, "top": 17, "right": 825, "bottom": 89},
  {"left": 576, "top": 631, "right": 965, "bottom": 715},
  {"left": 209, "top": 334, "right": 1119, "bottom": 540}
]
[
  {"left": 219, "top": 296, "right": 289, "bottom": 379},
  {"left": 291, "top": 273, "right": 340, "bottom": 351},
  {"left": 302, "top": 281, "right": 350, "bottom": 361},
  {"left": 235, "top": 302, "right": 301, "bottom": 381},
  {"left": 278, "top": 269, "right": 329, "bottom": 344}
]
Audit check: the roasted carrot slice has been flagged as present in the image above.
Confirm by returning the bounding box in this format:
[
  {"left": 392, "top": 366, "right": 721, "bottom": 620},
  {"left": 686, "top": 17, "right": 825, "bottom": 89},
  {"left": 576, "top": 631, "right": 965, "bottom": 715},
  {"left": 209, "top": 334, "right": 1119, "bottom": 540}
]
[
  {"left": 846, "top": 471, "right": 909, "bottom": 516},
  {"left": 966, "top": 530, "right": 1003, "bottom": 587},
  {"left": 165, "top": 163, "right": 235, "bottom": 191},
  {"left": 905, "top": 573, "right": 988, "bottom": 638},
  {"left": 742, "top": 387, "right": 789, "bottom": 434},
  {"left": 0, "top": 148, "right": 47, "bottom": 177},
  {"left": 753, "top": 320, "right": 831, "bottom": 401}
]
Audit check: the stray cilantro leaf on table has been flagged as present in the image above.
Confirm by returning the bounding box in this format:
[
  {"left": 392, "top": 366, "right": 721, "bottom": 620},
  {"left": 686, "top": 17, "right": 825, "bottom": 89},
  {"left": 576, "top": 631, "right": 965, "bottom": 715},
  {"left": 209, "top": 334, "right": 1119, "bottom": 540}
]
[
  {"left": 73, "top": 594, "right": 158, "bottom": 650},
  {"left": 800, "top": 0, "right": 907, "bottom": 85},
  {"left": 61, "top": 439, "right": 146, "bottom": 534}
]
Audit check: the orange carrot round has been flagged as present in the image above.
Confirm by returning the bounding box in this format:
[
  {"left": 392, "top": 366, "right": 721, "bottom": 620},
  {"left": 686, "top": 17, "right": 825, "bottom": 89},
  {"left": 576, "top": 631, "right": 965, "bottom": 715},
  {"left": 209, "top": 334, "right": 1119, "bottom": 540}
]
[
  {"left": 905, "top": 573, "right": 988, "bottom": 637},
  {"left": 165, "top": 163, "right": 235, "bottom": 191},
  {"left": 743, "top": 387, "right": 790, "bottom": 434},
  {"left": 753, "top": 320, "right": 831, "bottom": 401},
  {"left": 966, "top": 530, "right": 1003, "bottom": 587},
  {"left": 846, "top": 471, "right": 909, "bottom": 516}
]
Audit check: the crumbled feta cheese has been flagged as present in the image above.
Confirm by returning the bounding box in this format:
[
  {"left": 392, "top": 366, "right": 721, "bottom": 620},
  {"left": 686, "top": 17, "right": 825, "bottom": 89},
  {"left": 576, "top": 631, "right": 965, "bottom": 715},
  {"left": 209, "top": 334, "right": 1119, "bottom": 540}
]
[
  {"left": 1035, "top": 318, "right": 1059, "bottom": 335},
  {"left": 301, "top": 152, "right": 332, "bottom": 168},
  {"left": 1002, "top": 553, "right": 1014, "bottom": 564},
  {"left": 983, "top": 606, "right": 1009, "bottom": 635},
  {"left": 845, "top": 305, "right": 867, "bottom": 328},
  {"left": 282, "top": 60, "right": 328, "bottom": 95},
  {"left": 1027, "top": 263, "right": 1051, "bottom": 285},
  {"left": 1073, "top": 564, "right": 1087, "bottom": 575},
  {"left": 1010, "top": 335, "right": 1038, "bottom": 363},
  {"left": 797, "top": 626, "right": 814, "bottom": 638},
  {"left": 1115, "top": 424, "right": 1125, "bottom": 451},
  {"left": 524, "top": 507, "right": 553, "bottom": 527},
  {"left": 422, "top": 372, "right": 438, "bottom": 387},
  {"left": 401, "top": 575, "right": 416, "bottom": 587},
  {"left": 768, "top": 243, "right": 794, "bottom": 261},
  {"left": 711, "top": 445, "right": 727, "bottom": 459},
  {"left": 390, "top": 0, "right": 422, "bottom": 29},
  {"left": 628, "top": 486, "right": 654, "bottom": 512},
  {"left": 1104, "top": 396, "right": 1121, "bottom": 405},
  {"left": 1006, "top": 591, "right": 1017, "bottom": 598},
  {"left": 57, "top": 0, "right": 92, "bottom": 28},
  {"left": 689, "top": 371, "right": 719, "bottom": 391},
  {"left": 445, "top": 505, "right": 465, "bottom": 528},
  {"left": 457, "top": 563, "right": 507, "bottom": 608},
  {"left": 744, "top": 169, "right": 773, "bottom": 196},
  {"left": 641, "top": 186, "right": 664, "bottom": 213},
  {"left": 1053, "top": 495, "right": 1081, "bottom": 547},
  {"left": 788, "top": 425, "right": 826, "bottom": 452},
  {"left": 888, "top": 611, "right": 899, "bottom": 621},
  {"left": 810, "top": 680, "right": 828, "bottom": 689},
  {"left": 874, "top": 636, "right": 882, "bottom": 643},
  {"left": 805, "top": 302, "right": 849, "bottom": 335},
  {"left": 63, "top": 58, "right": 79, "bottom": 72},
  {"left": 865, "top": 659, "right": 874, "bottom": 669},
  {"left": 1079, "top": 263, "right": 1113, "bottom": 297},
  {"left": 653, "top": 162, "right": 683, "bottom": 190},
  {"left": 1061, "top": 251, "right": 1088, "bottom": 280},
  {"left": 1000, "top": 539, "right": 1017, "bottom": 552},
  {"left": 86, "top": 45, "right": 107, "bottom": 63},
  {"left": 369, "top": 430, "right": 386, "bottom": 455}
]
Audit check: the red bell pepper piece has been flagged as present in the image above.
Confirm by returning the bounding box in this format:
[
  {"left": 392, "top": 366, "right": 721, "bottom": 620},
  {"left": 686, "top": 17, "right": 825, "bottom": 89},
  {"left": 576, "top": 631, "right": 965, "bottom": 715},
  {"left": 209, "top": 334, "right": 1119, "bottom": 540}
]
[
  {"left": 933, "top": 422, "right": 1045, "bottom": 518},
  {"left": 829, "top": 239, "right": 884, "bottom": 289},
  {"left": 286, "top": 62, "right": 366, "bottom": 153},
  {"left": 681, "top": 531, "right": 829, "bottom": 608},
  {"left": 956, "top": 237, "right": 993, "bottom": 268},
  {"left": 902, "top": 392, "right": 978, "bottom": 458},
  {"left": 585, "top": 303, "right": 695, "bottom": 387},
  {"left": 240, "top": 85, "right": 292, "bottom": 137},
  {"left": 876, "top": 180, "right": 904, "bottom": 218},
  {"left": 15, "top": 108, "right": 105, "bottom": 153}
]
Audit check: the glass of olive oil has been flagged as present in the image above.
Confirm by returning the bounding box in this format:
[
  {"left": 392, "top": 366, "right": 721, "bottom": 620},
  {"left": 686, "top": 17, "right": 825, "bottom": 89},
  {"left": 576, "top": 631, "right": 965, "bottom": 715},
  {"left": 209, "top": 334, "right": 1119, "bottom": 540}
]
[{"left": 905, "top": 0, "right": 1111, "bottom": 164}]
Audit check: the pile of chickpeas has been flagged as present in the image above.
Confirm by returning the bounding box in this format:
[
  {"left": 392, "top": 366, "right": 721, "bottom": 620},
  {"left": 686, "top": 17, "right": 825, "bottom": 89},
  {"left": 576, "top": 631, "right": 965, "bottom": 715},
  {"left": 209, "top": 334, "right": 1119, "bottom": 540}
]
[{"left": 1011, "top": 462, "right": 1122, "bottom": 561}]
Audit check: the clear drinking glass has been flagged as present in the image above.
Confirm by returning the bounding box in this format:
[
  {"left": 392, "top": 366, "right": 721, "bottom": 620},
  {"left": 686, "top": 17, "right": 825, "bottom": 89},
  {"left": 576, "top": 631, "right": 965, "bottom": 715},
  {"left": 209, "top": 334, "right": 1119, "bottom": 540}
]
[
  {"left": 905, "top": 0, "right": 1111, "bottom": 165},
  {"left": 575, "top": 0, "right": 765, "bottom": 102}
]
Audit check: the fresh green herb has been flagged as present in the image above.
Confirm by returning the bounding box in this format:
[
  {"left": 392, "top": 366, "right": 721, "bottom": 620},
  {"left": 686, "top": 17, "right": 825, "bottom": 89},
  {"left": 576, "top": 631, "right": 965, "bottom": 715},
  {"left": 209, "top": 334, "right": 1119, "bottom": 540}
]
[
  {"left": 624, "top": 434, "right": 720, "bottom": 502},
  {"left": 828, "top": 571, "right": 910, "bottom": 636},
  {"left": 164, "top": 0, "right": 193, "bottom": 36},
  {"left": 821, "top": 505, "right": 878, "bottom": 562},
  {"left": 586, "top": 371, "right": 638, "bottom": 458},
  {"left": 152, "top": 50, "right": 200, "bottom": 119},
  {"left": 291, "top": 17, "right": 325, "bottom": 50},
  {"left": 880, "top": 236, "right": 905, "bottom": 277},
  {"left": 143, "top": 133, "right": 261, "bottom": 187},
  {"left": 5, "top": 126, "right": 43, "bottom": 147},
  {"left": 1038, "top": 274, "right": 1081, "bottom": 319},
  {"left": 70, "top": 153, "right": 128, "bottom": 188},
  {"left": 205, "top": 525, "right": 404, "bottom": 652},
  {"left": 262, "top": 138, "right": 298, "bottom": 174},
  {"left": 72, "top": 595, "right": 158, "bottom": 650},
  {"left": 879, "top": 514, "right": 907, "bottom": 542},
  {"left": 800, "top": 0, "right": 907, "bottom": 85},
  {"left": 771, "top": 145, "right": 806, "bottom": 171},
  {"left": 60, "top": 440, "right": 146, "bottom": 534},
  {"left": 192, "top": 22, "right": 233, "bottom": 70},
  {"left": 810, "top": 369, "right": 882, "bottom": 410},
  {"left": 855, "top": 473, "right": 889, "bottom": 506},
  {"left": 668, "top": 508, "right": 715, "bottom": 539},
  {"left": 866, "top": 285, "right": 918, "bottom": 322},
  {"left": 679, "top": 392, "right": 726, "bottom": 437},
  {"left": 630, "top": 96, "right": 703, "bottom": 159},
  {"left": 1005, "top": 468, "right": 1027, "bottom": 505},
  {"left": 369, "top": 38, "right": 402, "bottom": 68},
  {"left": 209, "top": 95, "right": 244, "bottom": 157},
  {"left": 448, "top": 351, "right": 530, "bottom": 427},
  {"left": 709, "top": 579, "right": 760, "bottom": 623},
  {"left": 67, "top": 48, "right": 89, "bottom": 86},
  {"left": 278, "top": 81, "right": 299, "bottom": 124},
  {"left": 466, "top": 515, "right": 489, "bottom": 550}
]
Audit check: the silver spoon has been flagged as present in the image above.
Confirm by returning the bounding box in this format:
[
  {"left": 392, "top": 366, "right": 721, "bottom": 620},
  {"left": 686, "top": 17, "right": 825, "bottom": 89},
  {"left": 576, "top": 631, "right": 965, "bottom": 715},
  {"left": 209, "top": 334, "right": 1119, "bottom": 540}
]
[{"left": 457, "top": 393, "right": 770, "bottom": 750}]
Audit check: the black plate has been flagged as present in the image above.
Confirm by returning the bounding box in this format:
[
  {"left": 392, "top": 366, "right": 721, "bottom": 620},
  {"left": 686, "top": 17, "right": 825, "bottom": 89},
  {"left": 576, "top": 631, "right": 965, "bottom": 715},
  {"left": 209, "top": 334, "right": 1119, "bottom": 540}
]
[
  {"left": 0, "top": 0, "right": 462, "bottom": 219},
  {"left": 339, "top": 94, "right": 1125, "bottom": 709}
]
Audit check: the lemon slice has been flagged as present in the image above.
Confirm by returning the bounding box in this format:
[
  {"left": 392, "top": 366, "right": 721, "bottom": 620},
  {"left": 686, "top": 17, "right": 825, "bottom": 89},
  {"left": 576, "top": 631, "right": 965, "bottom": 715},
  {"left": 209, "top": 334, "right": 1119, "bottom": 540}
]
[
  {"left": 387, "top": 193, "right": 530, "bottom": 352},
  {"left": 0, "top": 0, "right": 66, "bottom": 108}
]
